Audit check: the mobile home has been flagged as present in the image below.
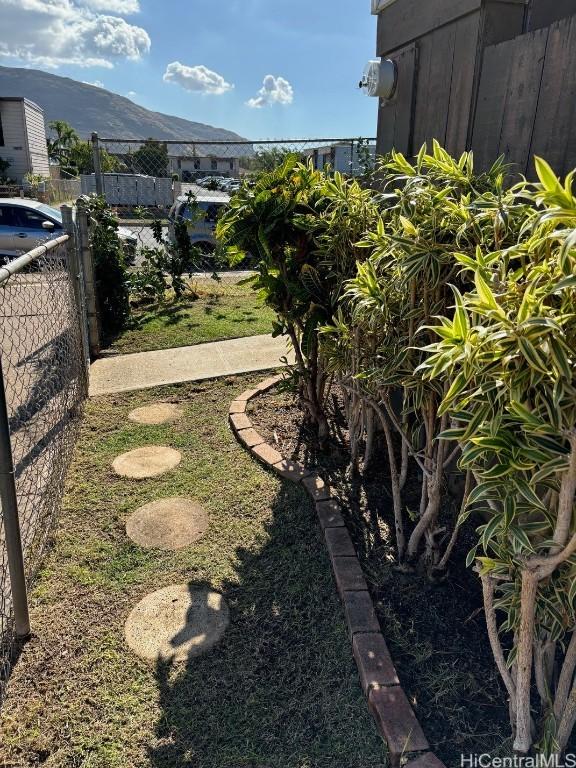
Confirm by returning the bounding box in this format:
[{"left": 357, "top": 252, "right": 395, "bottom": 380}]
[{"left": 0, "top": 97, "right": 50, "bottom": 183}]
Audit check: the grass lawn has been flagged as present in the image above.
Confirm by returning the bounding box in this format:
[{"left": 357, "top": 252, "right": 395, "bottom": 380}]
[
  {"left": 0, "top": 374, "right": 388, "bottom": 768},
  {"left": 108, "top": 277, "right": 276, "bottom": 355}
]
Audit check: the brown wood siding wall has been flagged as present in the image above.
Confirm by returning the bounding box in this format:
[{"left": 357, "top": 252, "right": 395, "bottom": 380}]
[
  {"left": 376, "top": 1, "right": 576, "bottom": 176},
  {"left": 377, "top": 0, "right": 525, "bottom": 55},
  {"left": 377, "top": 15, "right": 481, "bottom": 157},
  {"left": 375, "top": 1, "right": 525, "bottom": 158},
  {"left": 377, "top": 0, "right": 482, "bottom": 55},
  {"left": 445, "top": 13, "right": 480, "bottom": 153},
  {"left": 377, "top": 43, "right": 417, "bottom": 155},
  {"left": 413, "top": 14, "right": 480, "bottom": 154},
  {"left": 480, "top": 1, "right": 528, "bottom": 46}
]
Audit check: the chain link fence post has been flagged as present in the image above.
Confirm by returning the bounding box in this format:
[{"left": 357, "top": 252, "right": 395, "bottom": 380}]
[
  {"left": 0, "top": 354, "right": 30, "bottom": 640},
  {"left": 91, "top": 132, "right": 104, "bottom": 197},
  {"left": 62, "top": 205, "right": 90, "bottom": 390},
  {"left": 75, "top": 200, "right": 101, "bottom": 359}
]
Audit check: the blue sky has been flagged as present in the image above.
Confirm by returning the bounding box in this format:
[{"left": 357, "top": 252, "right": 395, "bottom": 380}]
[{"left": 0, "top": 0, "right": 379, "bottom": 139}]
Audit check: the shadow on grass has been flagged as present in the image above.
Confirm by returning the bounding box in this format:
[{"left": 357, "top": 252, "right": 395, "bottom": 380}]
[
  {"left": 149, "top": 482, "right": 387, "bottom": 768},
  {"left": 245, "top": 392, "right": 515, "bottom": 763},
  {"left": 114, "top": 302, "right": 192, "bottom": 337}
]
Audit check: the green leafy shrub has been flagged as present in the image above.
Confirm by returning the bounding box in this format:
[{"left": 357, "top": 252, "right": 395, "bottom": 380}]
[
  {"left": 322, "top": 143, "right": 528, "bottom": 573},
  {"left": 68, "top": 141, "right": 123, "bottom": 175},
  {"left": 23, "top": 173, "right": 46, "bottom": 196},
  {"left": 81, "top": 195, "right": 131, "bottom": 342},
  {"left": 127, "top": 139, "right": 169, "bottom": 177},
  {"left": 421, "top": 158, "right": 576, "bottom": 755},
  {"left": 215, "top": 143, "right": 576, "bottom": 756},
  {"left": 217, "top": 157, "right": 378, "bottom": 444},
  {"left": 129, "top": 195, "right": 217, "bottom": 304},
  {"left": 127, "top": 246, "right": 169, "bottom": 304}
]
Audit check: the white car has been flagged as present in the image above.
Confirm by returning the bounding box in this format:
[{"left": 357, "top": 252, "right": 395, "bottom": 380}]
[
  {"left": 0, "top": 198, "right": 137, "bottom": 262},
  {"left": 168, "top": 192, "right": 231, "bottom": 254}
]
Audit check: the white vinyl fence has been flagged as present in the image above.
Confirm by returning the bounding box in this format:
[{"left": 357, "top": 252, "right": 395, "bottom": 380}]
[{"left": 81, "top": 173, "right": 173, "bottom": 206}]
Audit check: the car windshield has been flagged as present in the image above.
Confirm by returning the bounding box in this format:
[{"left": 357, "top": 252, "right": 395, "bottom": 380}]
[
  {"left": 182, "top": 201, "right": 223, "bottom": 222},
  {"left": 36, "top": 203, "right": 63, "bottom": 223}
]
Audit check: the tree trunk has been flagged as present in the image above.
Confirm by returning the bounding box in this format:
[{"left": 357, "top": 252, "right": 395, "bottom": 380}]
[{"left": 514, "top": 570, "right": 538, "bottom": 754}]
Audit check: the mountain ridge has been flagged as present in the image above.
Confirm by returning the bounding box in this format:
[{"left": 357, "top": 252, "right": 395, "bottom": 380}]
[{"left": 0, "top": 65, "right": 246, "bottom": 143}]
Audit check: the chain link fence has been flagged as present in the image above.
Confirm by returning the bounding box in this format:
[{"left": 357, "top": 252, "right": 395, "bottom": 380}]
[
  {"left": 37, "top": 178, "right": 82, "bottom": 206},
  {"left": 84, "top": 137, "right": 377, "bottom": 260},
  {"left": 0, "top": 231, "right": 87, "bottom": 703},
  {"left": 0, "top": 137, "right": 377, "bottom": 700}
]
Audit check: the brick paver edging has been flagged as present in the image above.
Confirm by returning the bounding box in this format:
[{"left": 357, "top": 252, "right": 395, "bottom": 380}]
[{"left": 229, "top": 377, "right": 447, "bottom": 768}]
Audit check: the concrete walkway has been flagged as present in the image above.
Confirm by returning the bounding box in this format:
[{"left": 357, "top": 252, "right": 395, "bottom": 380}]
[{"left": 89, "top": 334, "right": 293, "bottom": 396}]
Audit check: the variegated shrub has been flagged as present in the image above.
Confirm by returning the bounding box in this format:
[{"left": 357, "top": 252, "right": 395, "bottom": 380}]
[
  {"left": 322, "top": 142, "right": 527, "bottom": 573},
  {"left": 420, "top": 158, "right": 576, "bottom": 755}
]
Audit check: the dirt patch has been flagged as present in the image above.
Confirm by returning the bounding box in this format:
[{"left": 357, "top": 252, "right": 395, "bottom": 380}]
[{"left": 249, "top": 385, "right": 514, "bottom": 763}]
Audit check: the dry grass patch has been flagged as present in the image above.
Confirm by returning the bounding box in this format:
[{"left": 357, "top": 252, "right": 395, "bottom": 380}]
[{"left": 0, "top": 375, "right": 387, "bottom": 768}]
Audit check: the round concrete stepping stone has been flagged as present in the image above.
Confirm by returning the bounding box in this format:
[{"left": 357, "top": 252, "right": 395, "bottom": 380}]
[
  {"left": 128, "top": 403, "right": 182, "bottom": 425},
  {"left": 112, "top": 446, "right": 181, "bottom": 479},
  {"left": 125, "top": 585, "right": 229, "bottom": 662},
  {"left": 126, "top": 497, "right": 209, "bottom": 550}
]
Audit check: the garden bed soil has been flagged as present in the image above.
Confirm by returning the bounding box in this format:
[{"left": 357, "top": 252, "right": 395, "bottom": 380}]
[{"left": 248, "top": 385, "right": 514, "bottom": 765}]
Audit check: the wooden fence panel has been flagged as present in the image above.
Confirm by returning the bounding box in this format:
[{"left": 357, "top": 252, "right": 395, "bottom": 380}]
[
  {"left": 498, "top": 26, "right": 547, "bottom": 174},
  {"left": 530, "top": 15, "right": 576, "bottom": 176},
  {"left": 472, "top": 14, "right": 576, "bottom": 177},
  {"left": 470, "top": 41, "right": 514, "bottom": 171}
]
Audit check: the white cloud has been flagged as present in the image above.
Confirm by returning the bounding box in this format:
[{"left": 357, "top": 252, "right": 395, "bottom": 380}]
[
  {"left": 80, "top": 0, "right": 140, "bottom": 13},
  {"left": 126, "top": 90, "right": 137, "bottom": 98},
  {"left": 163, "top": 62, "right": 234, "bottom": 95},
  {"left": 0, "top": 0, "right": 150, "bottom": 68},
  {"left": 83, "top": 79, "right": 104, "bottom": 87},
  {"left": 246, "top": 75, "right": 294, "bottom": 109}
]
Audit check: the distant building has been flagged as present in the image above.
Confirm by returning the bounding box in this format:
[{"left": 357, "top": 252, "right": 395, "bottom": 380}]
[
  {"left": 0, "top": 97, "right": 50, "bottom": 183},
  {"left": 169, "top": 154, "right": 240, "bottom": 181},
  {"left": 306, "top": 143, "right": 376, "bottom": 175}
]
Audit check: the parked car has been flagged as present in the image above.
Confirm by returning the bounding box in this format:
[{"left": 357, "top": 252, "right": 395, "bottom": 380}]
[
  {"left": 168, "top": 193, "right": 230, "bottom": 254},
  {"left": 223, "top": 180, "right": 241, "bottom": 193},
  {"left": 0, "top": 198, "right": 138, "bottom": 262}
]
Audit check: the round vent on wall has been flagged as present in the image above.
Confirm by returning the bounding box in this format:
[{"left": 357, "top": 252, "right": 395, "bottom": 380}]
[{"left": 359, "top": 59, "right": 397, "bottom": 100}]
